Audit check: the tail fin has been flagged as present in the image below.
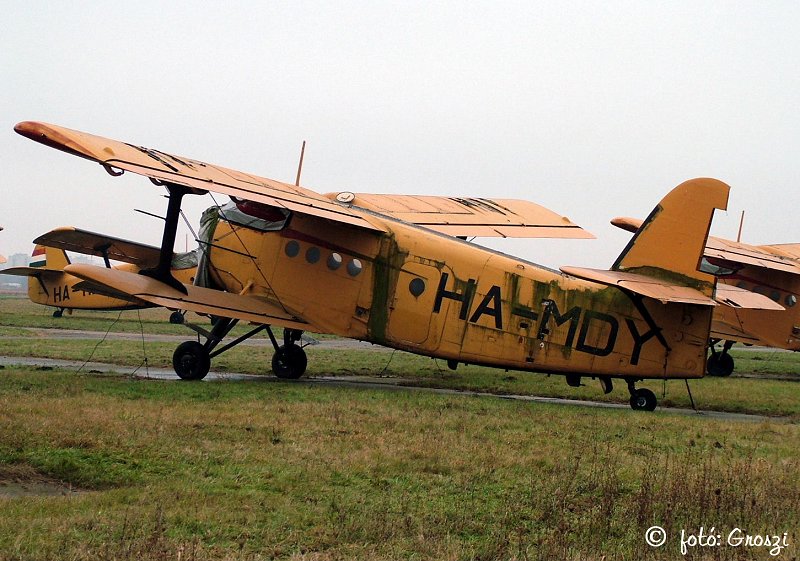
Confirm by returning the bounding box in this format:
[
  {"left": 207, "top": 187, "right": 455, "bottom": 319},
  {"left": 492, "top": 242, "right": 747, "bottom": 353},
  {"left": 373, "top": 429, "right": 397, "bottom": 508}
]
[
  {"left": 612, "top": 178, "right": 729, "bottom": 293},
  {"left": 561, "top": 178, "right": 729, "bottom": 305},
  {"left": 30, "top": 244, "right": 71, "bottom": 270}
]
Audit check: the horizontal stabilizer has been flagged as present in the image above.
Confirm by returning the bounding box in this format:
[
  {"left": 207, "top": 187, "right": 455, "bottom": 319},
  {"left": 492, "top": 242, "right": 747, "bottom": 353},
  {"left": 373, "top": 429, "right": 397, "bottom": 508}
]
[
  {"left": 560, "top": 266, "right": 717, "bottom": 306},
  {"left": 610, "top": 216, "right": 642, "bottom": 233},
  {"left": 714, "top": 283, "right": 784, "bottom": 310},
  {"left": 64, "top": 264, "right": 312, "bottom": 330},
  {"left": 329, "top": 193, "right": 594, "bottom": 239},
  {"left": 1, "top": 266, "right": 63, "bottom": 280},
  {"left": 34, "top": 227, "right": 164, "bottom": 268}
]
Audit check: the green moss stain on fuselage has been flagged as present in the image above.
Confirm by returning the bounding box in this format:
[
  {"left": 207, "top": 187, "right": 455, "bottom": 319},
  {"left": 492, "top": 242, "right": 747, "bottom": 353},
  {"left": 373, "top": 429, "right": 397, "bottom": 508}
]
[{"left": 368, "top": 233, "right": 407, "bottom": 344}]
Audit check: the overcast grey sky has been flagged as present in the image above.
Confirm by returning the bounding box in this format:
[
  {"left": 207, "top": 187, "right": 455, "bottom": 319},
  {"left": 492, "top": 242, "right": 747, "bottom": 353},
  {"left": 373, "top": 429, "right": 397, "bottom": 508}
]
[{"left": 2, "top": 1, "right": 798, "bottom": 269}]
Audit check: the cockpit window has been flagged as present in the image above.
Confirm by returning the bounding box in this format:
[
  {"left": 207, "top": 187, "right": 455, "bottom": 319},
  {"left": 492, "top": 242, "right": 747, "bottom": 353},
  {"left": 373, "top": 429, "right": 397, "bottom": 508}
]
[{"left": 218, "top": 199, "right": 290, "bottom": 231}]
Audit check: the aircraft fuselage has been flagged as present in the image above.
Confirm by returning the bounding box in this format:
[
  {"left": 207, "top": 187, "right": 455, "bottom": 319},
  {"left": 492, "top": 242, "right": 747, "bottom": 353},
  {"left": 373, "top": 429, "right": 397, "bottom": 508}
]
[{"left": 207, "top": 211, "right": 711, "bottom": 381}]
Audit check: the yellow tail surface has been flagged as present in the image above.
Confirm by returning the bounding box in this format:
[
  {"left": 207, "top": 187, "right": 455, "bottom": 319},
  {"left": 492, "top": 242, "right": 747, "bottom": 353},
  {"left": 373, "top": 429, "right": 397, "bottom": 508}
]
[
  {"left": 612, "top": 178, "right": 729, "bottom": 293},
  {"left": 30, "top": 244, "right": 71, "bottom": 270}
]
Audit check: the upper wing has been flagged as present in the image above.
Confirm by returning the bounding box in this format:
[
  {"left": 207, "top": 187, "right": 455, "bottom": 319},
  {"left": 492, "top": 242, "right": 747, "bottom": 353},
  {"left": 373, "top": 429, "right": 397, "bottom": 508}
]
[
  {"left": 705, "top": 237, "right": 800, "bottom": 275},
  {"left": 762, "top": 243, "right": 800, "bottom": 260},
  {"left": 64, "top": 263, "right": 314, "bottom": 330},
  {"left": 17, "top": 121, "right": 591, "bottom": 239},
  {"left": 326, "top": 193, "right": 594, "bottom": 239},
  {"left": 34, "top": 227, "right": 163, "bottom": 268},
  {"left": 15, "top": 121, "right": 384, "bottom": 233}
]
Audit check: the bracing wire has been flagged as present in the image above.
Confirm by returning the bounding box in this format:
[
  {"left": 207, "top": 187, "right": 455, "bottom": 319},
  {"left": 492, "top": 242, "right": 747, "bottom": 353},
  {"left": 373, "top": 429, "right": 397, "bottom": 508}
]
[
  {"left": 379, "top": 349, "right": 398, "bottom": 376},
  {"left": 130, "top": 309, "right": 149, "bottom": 378},
  {"left": 77, "top": 309, "right": 125, "bottom": 374}
]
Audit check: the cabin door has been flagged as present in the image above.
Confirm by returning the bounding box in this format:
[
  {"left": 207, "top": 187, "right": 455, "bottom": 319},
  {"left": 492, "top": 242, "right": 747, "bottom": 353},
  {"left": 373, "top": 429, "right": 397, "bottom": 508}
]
[{"left": 387, "top": 262, "right": 443, "bottom": 345}]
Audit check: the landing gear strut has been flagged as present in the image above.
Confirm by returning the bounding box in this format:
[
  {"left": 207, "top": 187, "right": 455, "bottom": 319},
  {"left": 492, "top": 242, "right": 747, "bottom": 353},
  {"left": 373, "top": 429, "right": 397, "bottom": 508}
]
[
  {"left": 171, "top": 319, "right": 308, "bottom": 381},
  {"left": 626, "top": 379, "right": 657, "bottom": 411},
  {"left": 707, "top": 339, "right": 735, "bottom": 377}
]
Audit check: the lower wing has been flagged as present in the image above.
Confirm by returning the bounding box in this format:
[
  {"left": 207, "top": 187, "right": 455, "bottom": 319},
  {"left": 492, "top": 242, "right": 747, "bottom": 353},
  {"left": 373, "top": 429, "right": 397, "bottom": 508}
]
[{"left": 65, "top": 264, "right": 313, "bottom": 330}]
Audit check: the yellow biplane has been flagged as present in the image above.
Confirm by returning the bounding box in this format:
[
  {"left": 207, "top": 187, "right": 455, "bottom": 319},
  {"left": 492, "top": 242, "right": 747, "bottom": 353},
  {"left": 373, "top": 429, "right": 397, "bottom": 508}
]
[
  {"left": 613, "top": 217, "right": 795, "bottom": 376},
  {"left": 2, "top": 228, "right": 196, "bottom": 317},
  {"left": 15, "top": 121, "right": 774, "bottom": 411}
]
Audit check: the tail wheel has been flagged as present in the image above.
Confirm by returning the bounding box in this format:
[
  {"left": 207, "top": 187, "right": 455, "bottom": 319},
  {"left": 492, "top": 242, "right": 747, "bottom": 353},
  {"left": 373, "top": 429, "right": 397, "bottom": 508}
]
[
  {"left": 172, "top": 341, "right": 211, "bottom": 380},
  {"left": 272, "top": 344, "right": 307, "bottom": 379},
  {"left": 706, "top": 352, "right": 734, "bottom": 377},
  {"left": 629, "top": 388, "right": 657, "bottom": 411}
]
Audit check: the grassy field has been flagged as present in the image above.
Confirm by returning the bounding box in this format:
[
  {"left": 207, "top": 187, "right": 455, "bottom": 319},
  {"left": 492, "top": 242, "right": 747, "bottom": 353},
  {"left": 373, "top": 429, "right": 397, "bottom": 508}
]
[
  {"left": 1, "top": 295, "right": 799, "bottom": 559},
  {"left": 0, "top": 369, "right": 798, "bottom": 560}
]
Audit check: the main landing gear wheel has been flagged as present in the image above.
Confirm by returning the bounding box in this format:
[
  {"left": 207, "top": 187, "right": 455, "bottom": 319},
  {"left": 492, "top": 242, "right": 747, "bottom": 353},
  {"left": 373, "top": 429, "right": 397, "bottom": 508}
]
[
  {"left": 271, "top": 344, "right": 307, "bottom": 379},
  {"left": 707, "top": 351, "right": 734, "bottom": 377},
  {"left": 172, "top": 341, "right": 211, "bottom": 380},
  {"left": 629, "top": 388, "right": 657, "bottom": 411}
]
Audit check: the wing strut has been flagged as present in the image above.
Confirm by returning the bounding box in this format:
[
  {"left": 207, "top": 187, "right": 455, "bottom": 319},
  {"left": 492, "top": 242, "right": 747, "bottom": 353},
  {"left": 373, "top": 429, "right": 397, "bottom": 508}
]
[{"left": 139, "top": 182, "right": 195, "bottom": 294}]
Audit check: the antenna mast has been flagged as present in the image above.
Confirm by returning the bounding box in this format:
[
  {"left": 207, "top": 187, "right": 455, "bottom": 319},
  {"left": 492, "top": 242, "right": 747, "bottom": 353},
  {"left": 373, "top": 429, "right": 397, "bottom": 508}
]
[
  {"left": 736, "top": 210, "right": 745, "bottom": 242},
  {"left": 295, "top": 141, "right": 306, "bottom": 186}
]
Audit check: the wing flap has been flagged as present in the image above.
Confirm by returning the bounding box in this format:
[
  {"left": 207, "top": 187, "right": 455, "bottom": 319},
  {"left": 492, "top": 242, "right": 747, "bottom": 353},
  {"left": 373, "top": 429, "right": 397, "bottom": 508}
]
[
  {"left": 15, "top": 121, "right": 384, "bottom": 233},
  {"left": 334, "top": 193, "right": 593, "bottom": 239},
  {"left": 560, "top": 266, "right": 718, "bottom": 305},
  {"left": 64, "top": 263, "right": 313, "bottom": 330},
  {"left": 34, "top": 227, "right": 163, "bottom": 268}
]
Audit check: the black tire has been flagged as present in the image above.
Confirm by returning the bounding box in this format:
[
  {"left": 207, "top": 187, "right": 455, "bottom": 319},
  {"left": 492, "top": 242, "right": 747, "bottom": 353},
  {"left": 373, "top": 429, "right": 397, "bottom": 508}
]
[
  {"left": 169, "top": 311, "right": 184, "bottom": 325},
  {"left": 172, "top": 341, "right": 211, "bottom": 380},
  {"left": 629, "top": 388, "right": 657, "bottom": 411},
  {"left": 707, "top": 352, "right": 734, "bottom": 377},
  {"left": 271, "top": 344, "right": 307, "bottom": 379}
]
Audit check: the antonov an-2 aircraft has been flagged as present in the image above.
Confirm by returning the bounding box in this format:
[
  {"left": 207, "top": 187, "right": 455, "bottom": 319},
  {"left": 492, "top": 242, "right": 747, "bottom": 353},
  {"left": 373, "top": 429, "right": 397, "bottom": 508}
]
[
  {"left": 15, "top": 121, "right": 772, "bottom": 411},
  {"left": 3, "top": 229, "right": 196, "bottom": 317}
]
